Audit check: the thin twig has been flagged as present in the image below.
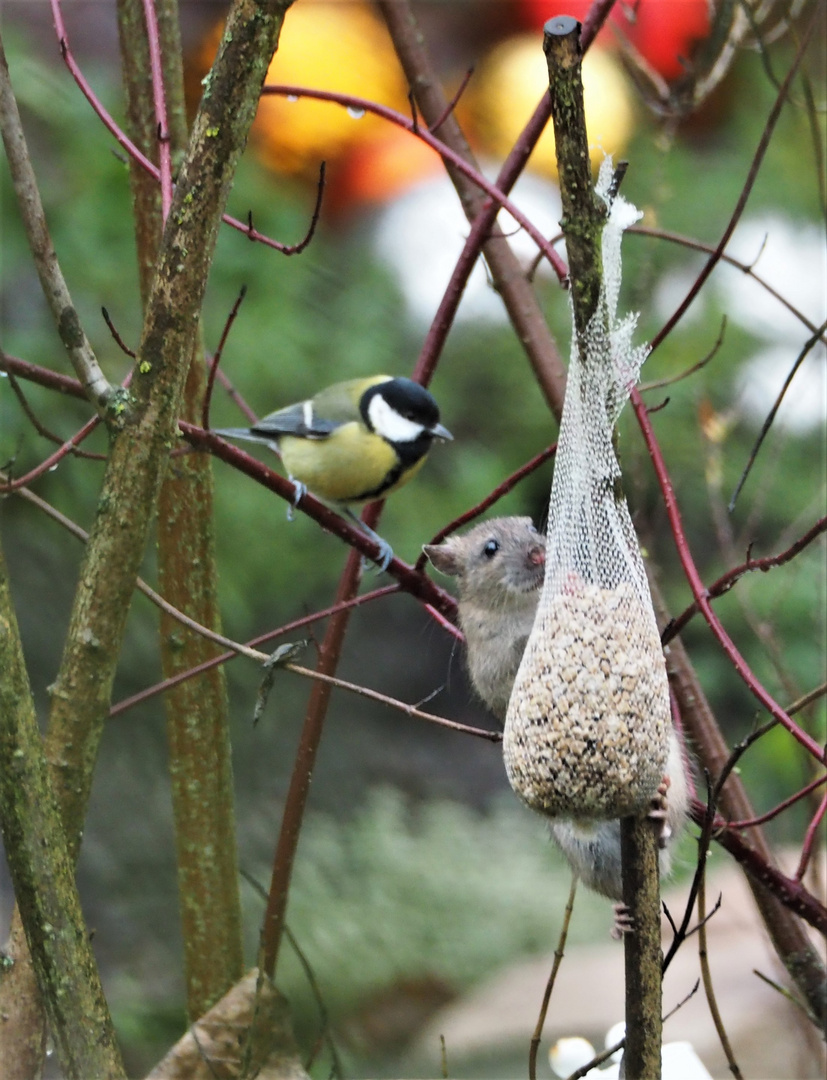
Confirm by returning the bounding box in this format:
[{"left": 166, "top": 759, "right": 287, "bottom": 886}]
[
  {"left": 729, "top": 318, "right": 827, "bottom": 510},
  {"left": 647, "top": 9, "right": 818, "bottom": 355},
  {"left": 796, "top": 791, "right": 827, "bottom": 882},
  {"left": 564, "top": 1038, "right": 624, "bottom": 1080},
  {"left": 698, "top": 874, "right": 744, "bottom": 1078},
  {"left": 239, "top": 870, "right": 345, "bottom": 1079},
  {"left": 529, "top": 876, "right": 577, "bottom": 1080},
  {"left": 639, "top": 318, "right": 725, "bottom": 391},
  {"left": 655, "top": 578, "right": 827, "bottom": 1017},
  {"left": 414, "top": 444, "right": 557, "bottom": 571},
  {"left": 631, "top": 226, "right": 827, "bottom": 342},
  {"left": 0, "top": 416, "right": 102, "bottom": 493},
  {"left": 429, "top": 66, "right": 474, "bottom": 133},
  {"left": 110, "top": 585, "right": 402, "bottom": 717},
  {"left": 282, "top": 663, "right": 500, "bottom": 742},
  {"left": 8, "top": 477, "right": 492, "bottom": 742},
  {"left": 566, "top": 978, "right": 703, "bottom": 1080},
  {"left": 139, "top": 0, "right": 173, "bottom": 218},
  {"left": 686, "top": 796, "right": 827, "bottom": 935},
  {"left": 202, "top": 285, "right": 248, "bottom": 430},
  {"left": 378, "top": 0, "right": 567, "bottom": 413},
  {"left": 753, "top": 969, "right": 821, "bottom": 1026},
  {"left": 3, "top": 370, "right": 105, "bottom": 460},
  {"left": 662, "top": 775, "right": 718, "bottom": 975},
  {"left": 101, "top": 307, "right": 137, "bottom": 358},
  {"left": 727, "top": 772, "right": 827, "bottom": 831}
]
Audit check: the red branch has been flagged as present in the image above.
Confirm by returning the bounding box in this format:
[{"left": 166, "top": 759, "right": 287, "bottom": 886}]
[
  {"left": 727, "top": 773, "right": 827, "bottom": 831},
  {"left": 178, "top": 421, "right": 458, "bottom": 619},
  {"left": 202, "top": 286, "right": 248, "bottom": 430},
  {"left": 260, "top": 83, "right": 569, "bottom": 282},
  {"left": 633, "top": 390, "right": 824, "bottom": 763},
  {"left": 662, "top": 517, "right": 827, "bottom": 643},
  {"left": 414, "top": 444, "right": 557, "bottom": 571},
  {"left": 689, "top": 798, "right": 827, "bottom": 935},
  {"left": 49, "top": 0, "right": 320, "bottom": 256},
  {"left": 796, "top": 791, "right": 827, "bottom": 881},
  {"left": 0, "top": 352, "right": 87, "bottom": 399},
  {"left": 110, "top": 583, "right": 404, "bottom": 718},
  {"left": 648, "top": 10, "right": 817, "bottom": 354},
  {"left": 0, "top": 415, "right": 101, "bottom": 492},
  {"left": 139, "top": 0, "right": 172, "bottom": 218}
]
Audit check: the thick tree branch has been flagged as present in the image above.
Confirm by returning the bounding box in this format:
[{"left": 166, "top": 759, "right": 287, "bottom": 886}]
[
  {"left": 0, "top": 30, "right": 112, "bottom": 411},
  {"left": 44, "top": 0, "right": 292, "bottom": 854},
  {"left": 116, "top": 0, "right": 245, "bottom": 1020},
  {"left": 0, "top": 545, "right": 126, "bottom": 1079},
  {"left": 543, "top": 16, "right": 607, "bottom": 344},
  {"left": 1, "top": 5, "right": 293, "bottom": 1067},
  {"left": 620, "top": 815, "right": 663, "bottom": 1079}
]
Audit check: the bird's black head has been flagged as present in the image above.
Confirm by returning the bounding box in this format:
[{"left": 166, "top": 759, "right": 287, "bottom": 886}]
[{"left": 360, "top": 378, "right": 451, "bottom": 450}]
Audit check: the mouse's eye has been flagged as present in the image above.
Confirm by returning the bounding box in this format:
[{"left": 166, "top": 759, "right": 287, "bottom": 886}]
[{"left": 482, "top": 539, "right": 500, "bottom": 559}]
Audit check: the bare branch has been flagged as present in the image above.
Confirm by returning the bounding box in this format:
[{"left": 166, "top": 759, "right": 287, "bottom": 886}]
[
  {"left": 377, "top": 0, "right": 568, "bottom": 413},
  {"left": 0, "top": 546, "right": 126, "bottom": 1078},
  {"left": 202, "top": 285, "right": 249, "bottom": 430},
  {"left": 698, "top": 874, "right": 745, "bottom": 1078},
  {"left": 649, "top": 13, "right": 819, "bottom": 354},
  {"left": 662, "top": 516, "right": 827, "bottom": 644},
  {"left": 414, "top": 444, "right": 557, "bottom": 571},
  {"left": 261, "top": 83, "right": 567, "bottom": 281},
  {"left": 636, "top": 389, "right": 824, "bottom": 762},
  {"left": 730, "top": 318, "right": 827, "bottom": 510},
  {"left": 0, "top": 30, "right": 112, "bottom": 410},
  {"left": 528, "top": 877, "right": 577, "bottom": 1080},
  {"left": 51, "top": 0, "right": 319, "bottom": 257}
]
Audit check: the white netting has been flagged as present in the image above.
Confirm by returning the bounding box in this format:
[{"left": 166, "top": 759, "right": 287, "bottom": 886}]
[{"left": 504, "top": 159, "right": 670, "bottom": 819}]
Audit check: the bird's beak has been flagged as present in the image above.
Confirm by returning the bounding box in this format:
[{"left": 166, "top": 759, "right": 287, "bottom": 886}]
[{"left": 430, "top": 422, "right": 453, "bottom": 442}]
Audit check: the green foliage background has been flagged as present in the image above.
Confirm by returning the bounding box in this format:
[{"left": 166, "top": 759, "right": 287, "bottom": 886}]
[{"left": 0, "top": 5, "right": 824, "bottom": 1076}]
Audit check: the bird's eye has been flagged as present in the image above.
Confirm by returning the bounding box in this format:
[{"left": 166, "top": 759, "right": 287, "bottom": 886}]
[{"left": 482, "top": 539, "right": 500, "bottom": 559}]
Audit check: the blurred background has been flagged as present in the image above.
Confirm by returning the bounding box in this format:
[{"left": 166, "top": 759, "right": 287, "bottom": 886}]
[{"left": 1, "top": 1, "right": 825, "bottom": 1076}]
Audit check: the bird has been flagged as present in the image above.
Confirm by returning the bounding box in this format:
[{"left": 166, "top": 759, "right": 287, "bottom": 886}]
[{"left": 214, "top": 375, "right": 452, "bottom": 568}]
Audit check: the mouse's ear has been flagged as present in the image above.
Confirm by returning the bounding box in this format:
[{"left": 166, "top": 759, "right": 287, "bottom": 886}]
[{"left": 422, "top": 540, "right": 462, "bottom": 576}]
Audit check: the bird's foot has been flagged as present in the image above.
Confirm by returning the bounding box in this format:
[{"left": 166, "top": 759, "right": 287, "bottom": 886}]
[
  {"left": 286, "top": 478, "right": 307, "bottom": 521},
  {"left": 345, "top": 510, "right": 394, "bottom": 572}
]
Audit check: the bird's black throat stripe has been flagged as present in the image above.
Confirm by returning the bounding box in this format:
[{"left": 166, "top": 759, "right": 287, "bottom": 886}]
[{"left": 354, "top": 432, "right": 433, "bottom": 502}]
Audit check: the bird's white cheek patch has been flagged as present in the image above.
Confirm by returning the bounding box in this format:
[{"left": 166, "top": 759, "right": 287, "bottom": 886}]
[{"left": 368, "top": 395, "right": 425, "bottom": 443}]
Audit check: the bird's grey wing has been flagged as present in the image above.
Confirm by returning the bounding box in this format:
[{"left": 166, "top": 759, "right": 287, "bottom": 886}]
[
  {"left": 252, "top": 401, "right": 340, "bottom": 440},
  {"left": 212, "top": 427, "right": 284, "bottom": 455}
]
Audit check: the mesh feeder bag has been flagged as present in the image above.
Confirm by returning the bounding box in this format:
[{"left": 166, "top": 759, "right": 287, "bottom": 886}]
[{"left": 504, "top": 159, "right": 670, "bottom": 820}]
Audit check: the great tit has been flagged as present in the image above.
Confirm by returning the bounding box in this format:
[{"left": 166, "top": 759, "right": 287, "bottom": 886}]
[{"left": 215, "top": 375, "right": 452, "bottom": 567}]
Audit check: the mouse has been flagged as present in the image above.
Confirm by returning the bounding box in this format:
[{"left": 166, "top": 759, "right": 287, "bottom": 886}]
[
  {"left": 423, "top": 516, "right": 546, "bottom": 719},
  {"left": 425, "top": 515, "right": 689, "bottom": 918}
]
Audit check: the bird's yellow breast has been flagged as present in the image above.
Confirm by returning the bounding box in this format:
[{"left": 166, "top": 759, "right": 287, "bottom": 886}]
[{"left": 279, "top": 425, "right": 427, "bottom": 505}]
